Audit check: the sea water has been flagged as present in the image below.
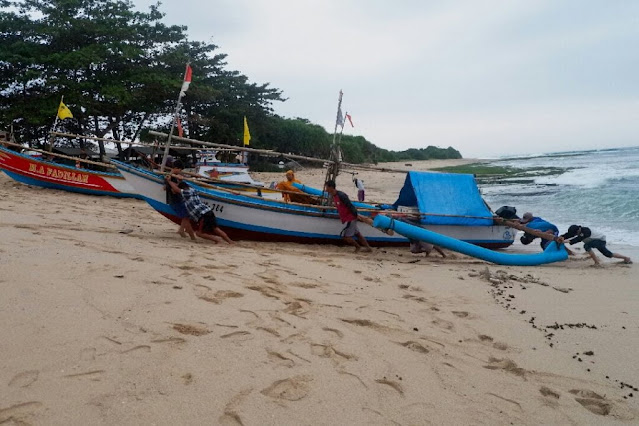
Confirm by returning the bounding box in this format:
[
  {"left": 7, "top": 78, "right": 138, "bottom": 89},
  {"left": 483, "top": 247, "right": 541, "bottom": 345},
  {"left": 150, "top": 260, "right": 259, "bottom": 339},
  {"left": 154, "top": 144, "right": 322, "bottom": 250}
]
[{"left": 479, "top": 146, "right": 639, "bottom": 254}]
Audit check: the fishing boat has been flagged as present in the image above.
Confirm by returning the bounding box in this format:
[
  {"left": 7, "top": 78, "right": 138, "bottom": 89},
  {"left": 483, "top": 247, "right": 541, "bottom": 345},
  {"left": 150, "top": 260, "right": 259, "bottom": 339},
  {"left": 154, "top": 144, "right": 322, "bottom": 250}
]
[
  {"left": 195, "top": 150, "right": 264, "bottom": 186},
  {"left": 112, "top": 159, "right": 516, "bottom": 247},
  {"left": 0, "top": 142, "right": 141, "bottom": 198}
]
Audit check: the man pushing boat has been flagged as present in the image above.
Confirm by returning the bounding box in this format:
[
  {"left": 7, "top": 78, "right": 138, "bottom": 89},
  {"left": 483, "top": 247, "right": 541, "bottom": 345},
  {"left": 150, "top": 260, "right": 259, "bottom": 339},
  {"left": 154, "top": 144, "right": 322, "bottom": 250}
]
[
  {"left": 324, "top": 180, "right": 372, "bottom": 253},
  {"left": 165, "top": 176, "right": 234, "bottom": 245}
]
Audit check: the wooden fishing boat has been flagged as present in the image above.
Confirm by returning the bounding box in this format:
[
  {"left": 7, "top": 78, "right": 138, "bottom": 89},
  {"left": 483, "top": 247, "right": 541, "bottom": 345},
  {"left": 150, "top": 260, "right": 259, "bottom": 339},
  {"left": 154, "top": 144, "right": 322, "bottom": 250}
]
[
  {"left": 0, "top": 136, "right": 274, "bottom": 199},
  {"left": 112, "top": 160, "right": 516, "bottom": 247},
  {"left": 0, "top": 143, "right": 141, "bottom": 198}
]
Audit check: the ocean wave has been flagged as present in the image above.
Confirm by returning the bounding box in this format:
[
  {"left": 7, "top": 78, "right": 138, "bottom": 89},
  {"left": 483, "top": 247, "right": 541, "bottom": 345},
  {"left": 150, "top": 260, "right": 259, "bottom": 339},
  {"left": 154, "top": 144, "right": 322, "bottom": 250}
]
[{"left": 535, "top": 167, "right": 639, "bottom": 188}]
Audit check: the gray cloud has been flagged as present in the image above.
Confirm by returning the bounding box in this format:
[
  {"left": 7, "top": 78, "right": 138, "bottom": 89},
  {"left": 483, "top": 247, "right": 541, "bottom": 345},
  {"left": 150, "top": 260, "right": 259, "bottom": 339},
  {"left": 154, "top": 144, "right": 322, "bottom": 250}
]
[{"left": 135, "top": 0, "right": 639, "bottom": 157}]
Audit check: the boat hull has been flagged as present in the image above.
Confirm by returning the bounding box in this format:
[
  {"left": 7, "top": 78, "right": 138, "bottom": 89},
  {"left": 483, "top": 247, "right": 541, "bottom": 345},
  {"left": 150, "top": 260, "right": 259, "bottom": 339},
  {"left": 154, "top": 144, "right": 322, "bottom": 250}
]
[
  {"left": 114, "top": 161, "right": 516, "bottom": 248},
  {"left": 0, "top": 145, "right": 140, "bottom": 198}
]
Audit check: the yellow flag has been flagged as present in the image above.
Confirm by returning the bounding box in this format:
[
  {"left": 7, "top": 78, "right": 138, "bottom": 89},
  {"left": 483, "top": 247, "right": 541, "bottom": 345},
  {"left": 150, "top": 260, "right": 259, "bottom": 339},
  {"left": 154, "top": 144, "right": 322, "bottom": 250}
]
[
  {"left": 243, "top": 116, "right": 251, "bottom": 146},
  {"left": 57, "top": 100, "right": 73, "bottom": 120}
]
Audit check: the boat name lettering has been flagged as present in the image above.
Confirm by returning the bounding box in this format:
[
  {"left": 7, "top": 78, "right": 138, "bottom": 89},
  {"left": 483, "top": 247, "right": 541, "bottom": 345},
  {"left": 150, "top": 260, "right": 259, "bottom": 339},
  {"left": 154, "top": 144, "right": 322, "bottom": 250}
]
[{"left": 28, "top": 163, "right": 89, "bottom": 184}]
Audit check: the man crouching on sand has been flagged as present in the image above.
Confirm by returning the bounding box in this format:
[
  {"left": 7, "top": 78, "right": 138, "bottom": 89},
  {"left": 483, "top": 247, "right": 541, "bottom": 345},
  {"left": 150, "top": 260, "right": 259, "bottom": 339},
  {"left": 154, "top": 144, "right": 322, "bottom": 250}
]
[
  {"left": 165, "top": 177, "right": 234, "bottom": 245},
  {"left": 324, "top": 180, "right": 372, "bottom": 253}
]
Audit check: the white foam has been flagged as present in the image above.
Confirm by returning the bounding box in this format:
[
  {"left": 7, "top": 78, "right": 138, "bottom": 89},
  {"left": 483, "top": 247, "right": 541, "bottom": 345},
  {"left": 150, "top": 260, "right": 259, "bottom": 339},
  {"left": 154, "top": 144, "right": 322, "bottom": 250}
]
[{"left": 535, "top": 166, "right": 639, "bottom": 188}]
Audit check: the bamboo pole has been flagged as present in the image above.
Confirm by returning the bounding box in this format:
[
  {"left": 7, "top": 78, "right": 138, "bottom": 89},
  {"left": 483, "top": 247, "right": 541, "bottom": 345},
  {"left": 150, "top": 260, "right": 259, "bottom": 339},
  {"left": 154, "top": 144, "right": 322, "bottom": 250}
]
[
  {"left": 148, "top": 131, "right": 415, "bottom": 173},
  {"left": 50, "top": 131, "right": 128, "bottom": 144},
  {"left": 495, "top": 218, "right": 562, "bottom": 242},
  {"left": 148, "top": 131, "right": 317, "bottom": 162},
  {"left": 1, "top": 140, "right": 117, "bottom": 169},
  {"left": 51, "top": 130, "right": 415, "bottom": 174}
]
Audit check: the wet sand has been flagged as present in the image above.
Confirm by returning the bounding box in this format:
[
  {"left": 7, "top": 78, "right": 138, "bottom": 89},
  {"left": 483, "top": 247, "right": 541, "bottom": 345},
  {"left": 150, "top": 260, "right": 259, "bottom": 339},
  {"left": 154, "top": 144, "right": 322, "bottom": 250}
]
[{"left": 1, "top": 161, "right": 637, "bottom": 425}]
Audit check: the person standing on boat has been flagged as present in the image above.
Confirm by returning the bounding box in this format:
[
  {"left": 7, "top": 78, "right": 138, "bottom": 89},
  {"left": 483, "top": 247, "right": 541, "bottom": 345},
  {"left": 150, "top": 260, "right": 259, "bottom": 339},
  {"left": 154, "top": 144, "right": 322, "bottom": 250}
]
[
  {"left": 559, "top": 225, "right": 632, "bottom": 266},
  {"left": 324, "top": 180, "right": 372, "bottom": 253},
  {"left": 165, "top": 177, "right": 234, "bottom": 245},
  {"left": 353, "top": 175, "right": 365, "bottom": 202}
]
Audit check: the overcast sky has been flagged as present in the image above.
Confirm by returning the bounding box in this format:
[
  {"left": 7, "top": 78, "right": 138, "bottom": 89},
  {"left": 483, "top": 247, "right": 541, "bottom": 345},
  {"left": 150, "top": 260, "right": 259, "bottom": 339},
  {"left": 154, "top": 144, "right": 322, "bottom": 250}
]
[{"left": 135, "top": 0, "right": 638, "bottom": 158}]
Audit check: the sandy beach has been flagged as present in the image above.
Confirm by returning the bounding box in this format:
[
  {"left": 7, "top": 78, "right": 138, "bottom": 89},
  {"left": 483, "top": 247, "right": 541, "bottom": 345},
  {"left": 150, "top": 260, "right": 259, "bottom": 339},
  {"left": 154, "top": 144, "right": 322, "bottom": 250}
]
[{"left": 1, "top": 160, "right": 638, "bottom": 425}]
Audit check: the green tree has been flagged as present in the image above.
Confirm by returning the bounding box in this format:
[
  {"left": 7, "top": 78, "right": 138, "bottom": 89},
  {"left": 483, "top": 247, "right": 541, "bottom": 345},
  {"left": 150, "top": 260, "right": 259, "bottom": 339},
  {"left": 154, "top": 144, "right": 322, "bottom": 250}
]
[{"left": 1, "top": 0, "right": 187, "bottom": 156}]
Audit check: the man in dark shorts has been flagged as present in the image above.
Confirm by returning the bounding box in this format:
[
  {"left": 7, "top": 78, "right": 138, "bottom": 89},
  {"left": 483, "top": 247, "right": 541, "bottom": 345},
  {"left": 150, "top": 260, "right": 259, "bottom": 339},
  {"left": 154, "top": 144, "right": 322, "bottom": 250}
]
[
  {"left": 165, "top": 177, "right": 233, "bottom": 245},
  {"left": 324, "top": 180, "right": 372, "bottom": 252},
  {"left": 560, "top": 224, "right": 631, "bottom": 266}
]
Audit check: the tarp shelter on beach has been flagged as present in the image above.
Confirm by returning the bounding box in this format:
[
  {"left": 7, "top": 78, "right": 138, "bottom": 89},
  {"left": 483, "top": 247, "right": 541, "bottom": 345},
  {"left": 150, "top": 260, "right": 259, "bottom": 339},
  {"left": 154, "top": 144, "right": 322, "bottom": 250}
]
[{"left": 393, "top": 171, "right": 493, "bottom": 226}]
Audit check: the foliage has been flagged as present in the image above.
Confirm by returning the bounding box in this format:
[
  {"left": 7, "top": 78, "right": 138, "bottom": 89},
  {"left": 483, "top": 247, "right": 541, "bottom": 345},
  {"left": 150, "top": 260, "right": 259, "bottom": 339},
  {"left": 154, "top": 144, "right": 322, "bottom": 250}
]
[{"left": 0, "top": 0, "right": 462, "bottom": 164}]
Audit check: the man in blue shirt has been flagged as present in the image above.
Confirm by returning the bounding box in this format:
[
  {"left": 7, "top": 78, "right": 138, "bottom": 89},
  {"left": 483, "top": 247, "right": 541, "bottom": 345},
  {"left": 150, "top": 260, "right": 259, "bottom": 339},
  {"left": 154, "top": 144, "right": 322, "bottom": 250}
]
[{"left": 519, "top": 212, "right": 567, "bottom": 252}]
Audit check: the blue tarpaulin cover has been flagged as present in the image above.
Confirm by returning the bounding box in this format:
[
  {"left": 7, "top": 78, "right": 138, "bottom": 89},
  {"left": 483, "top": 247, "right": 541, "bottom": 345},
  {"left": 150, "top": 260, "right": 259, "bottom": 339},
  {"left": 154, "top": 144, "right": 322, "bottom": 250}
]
[{"left": 392, "top": 171, "right": 493, "bottom": 226}]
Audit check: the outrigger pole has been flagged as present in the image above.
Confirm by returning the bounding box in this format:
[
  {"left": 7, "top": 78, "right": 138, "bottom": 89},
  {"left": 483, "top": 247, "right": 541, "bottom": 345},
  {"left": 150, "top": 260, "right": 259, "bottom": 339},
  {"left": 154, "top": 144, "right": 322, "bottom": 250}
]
[{"left": 50, "top": 130, "right": 414, "bottom": 174}]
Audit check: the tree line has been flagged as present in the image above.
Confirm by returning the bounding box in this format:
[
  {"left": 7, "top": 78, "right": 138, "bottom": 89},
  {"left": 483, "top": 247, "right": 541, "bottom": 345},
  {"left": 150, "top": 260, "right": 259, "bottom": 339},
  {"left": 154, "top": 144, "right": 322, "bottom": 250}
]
[{"left": 0, "top": 0, "right": 461, "bottom": 164}]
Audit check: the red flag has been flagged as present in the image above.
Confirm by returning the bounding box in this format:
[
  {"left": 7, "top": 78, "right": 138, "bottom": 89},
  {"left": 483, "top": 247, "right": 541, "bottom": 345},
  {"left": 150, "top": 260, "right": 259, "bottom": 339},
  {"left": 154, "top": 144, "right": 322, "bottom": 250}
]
[
  {"left": 176, "top": 116, "right": 184, "bottom": 137},
  {"left": 345, "top": 113, "right": 354, "bottom": 127},
  {"left": 180, "top": 64, "right": 192, "bottom": 96}
]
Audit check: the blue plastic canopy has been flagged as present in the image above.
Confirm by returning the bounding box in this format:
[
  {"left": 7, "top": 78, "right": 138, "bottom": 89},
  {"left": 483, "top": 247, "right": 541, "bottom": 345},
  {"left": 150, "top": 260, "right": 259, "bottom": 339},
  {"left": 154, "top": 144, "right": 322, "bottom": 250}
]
[{"left": 392, "top": 171, "right": 493, "bottom": 226}]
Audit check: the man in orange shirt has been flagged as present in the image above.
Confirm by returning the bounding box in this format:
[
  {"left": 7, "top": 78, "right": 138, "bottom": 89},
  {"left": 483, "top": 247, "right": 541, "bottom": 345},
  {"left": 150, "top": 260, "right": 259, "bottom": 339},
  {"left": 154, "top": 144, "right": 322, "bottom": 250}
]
[{"left": 276, "top": 170, "right": 312, "bottom": 203}]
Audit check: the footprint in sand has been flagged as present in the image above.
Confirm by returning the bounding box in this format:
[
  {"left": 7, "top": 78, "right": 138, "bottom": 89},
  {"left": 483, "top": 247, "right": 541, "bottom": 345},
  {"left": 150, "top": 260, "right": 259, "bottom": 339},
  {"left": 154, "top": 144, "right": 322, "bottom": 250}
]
[
  {"left": 375, "top": 379, "right": 404, "bottom": 396},
  {"left": 493, "top": 342, "right": 508, "bottom": 351},
  {"left": 0, "top": 401, "right": 43, "bottom": 424},
  {"left": 172, "top": 323, "right": 210, "bottom": 336},
  {"left": 310, "top": 343, "right": 356, "bottom": 361},
  {"left": 8, "top": 370, "right": 39, "bottom": 388},
  {"left": 539, "top": 386, "right": 560, "bottom": 399},
  {"left": 283, "top": 300, "right": 311, "bottom": 317},
  {"left": 322, "top": 327, "right": 344, "bottom": 338},
  {"left": 451, "top": 311, "right": 469, "bottom": 318},
  {"left": 219, "top": 389, "right": 252, "bottom": 426},
  {"left": 197, "top": 289, "right": 244, "bottom": 304},
  {"left": 569, "top": 389, "right": 612, "bottom": 416},
  {"left": 483, "top": 357, "right": 526, "bottom": 377},
  {"left": 261, "top": 376, "right": 313, "bottom": 401},
  {"left": 220, "top": 331, "right": 253, "bottom": 342},
  {"left": 266, "top": 350, "right": 295, "bottom": 368},
  {"left": 431, "top": 318, "right": 454, "bottom": 331},
  {"left": 478, "top": 334, "right": 494, "bottom": 342},
  {"left": 398, "top": 341, "right": 430, "bottom": 354}
]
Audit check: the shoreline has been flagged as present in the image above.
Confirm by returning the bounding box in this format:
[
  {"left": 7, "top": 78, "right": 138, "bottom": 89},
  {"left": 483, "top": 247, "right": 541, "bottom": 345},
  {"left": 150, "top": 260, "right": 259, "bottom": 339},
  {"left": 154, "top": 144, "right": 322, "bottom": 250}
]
[{"left": 1, "top": 170, "right": 637, "bottom": 424}]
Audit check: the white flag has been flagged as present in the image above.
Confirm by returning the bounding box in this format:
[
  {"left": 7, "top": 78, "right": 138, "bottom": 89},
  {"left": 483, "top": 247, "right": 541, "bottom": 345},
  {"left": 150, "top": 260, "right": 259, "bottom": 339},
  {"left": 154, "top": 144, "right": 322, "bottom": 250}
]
[{"left": 336, "top": 106, "right": 344, "bottom": 128}]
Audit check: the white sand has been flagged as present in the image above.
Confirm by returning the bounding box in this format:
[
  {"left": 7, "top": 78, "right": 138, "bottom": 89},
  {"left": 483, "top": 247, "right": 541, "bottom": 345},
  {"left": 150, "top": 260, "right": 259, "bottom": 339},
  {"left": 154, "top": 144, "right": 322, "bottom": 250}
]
[{"left": 1, "top": 161, "right": 638, "bottom": 425}]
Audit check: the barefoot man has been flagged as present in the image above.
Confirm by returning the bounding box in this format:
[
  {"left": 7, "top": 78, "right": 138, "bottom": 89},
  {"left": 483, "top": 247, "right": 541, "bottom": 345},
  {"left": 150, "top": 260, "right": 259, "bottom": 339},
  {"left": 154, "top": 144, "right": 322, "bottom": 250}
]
[
  {"left": 324, "top": 180, "right": 372, "bottom": 253},
  {"left": 165, "top": 177, "right": 233, "bottom": 245},
  {"left": 559, "top": 224, "right": 631, "bottom": 266}
]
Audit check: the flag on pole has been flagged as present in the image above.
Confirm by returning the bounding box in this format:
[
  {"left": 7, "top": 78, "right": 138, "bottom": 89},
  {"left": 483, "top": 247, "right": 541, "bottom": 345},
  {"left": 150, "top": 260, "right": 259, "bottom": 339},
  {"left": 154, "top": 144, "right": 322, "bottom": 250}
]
[
  {"left": 176, "top": 116, "right": 184, "bottom": 137},
  {"left": 180, "top": 64, "right": 193, "bottom": 97},
  {"left": 345, "top": 113, "right": 354, "bottom": 128},
  {"left": 336, "top": 106, "right": 344, "bottom": 128},
  {"left": 57, "top": 100, "right": 73, "bottom": 120},
  {"left": 243, "top": 116, "right": 251, "bottom": 146}
]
